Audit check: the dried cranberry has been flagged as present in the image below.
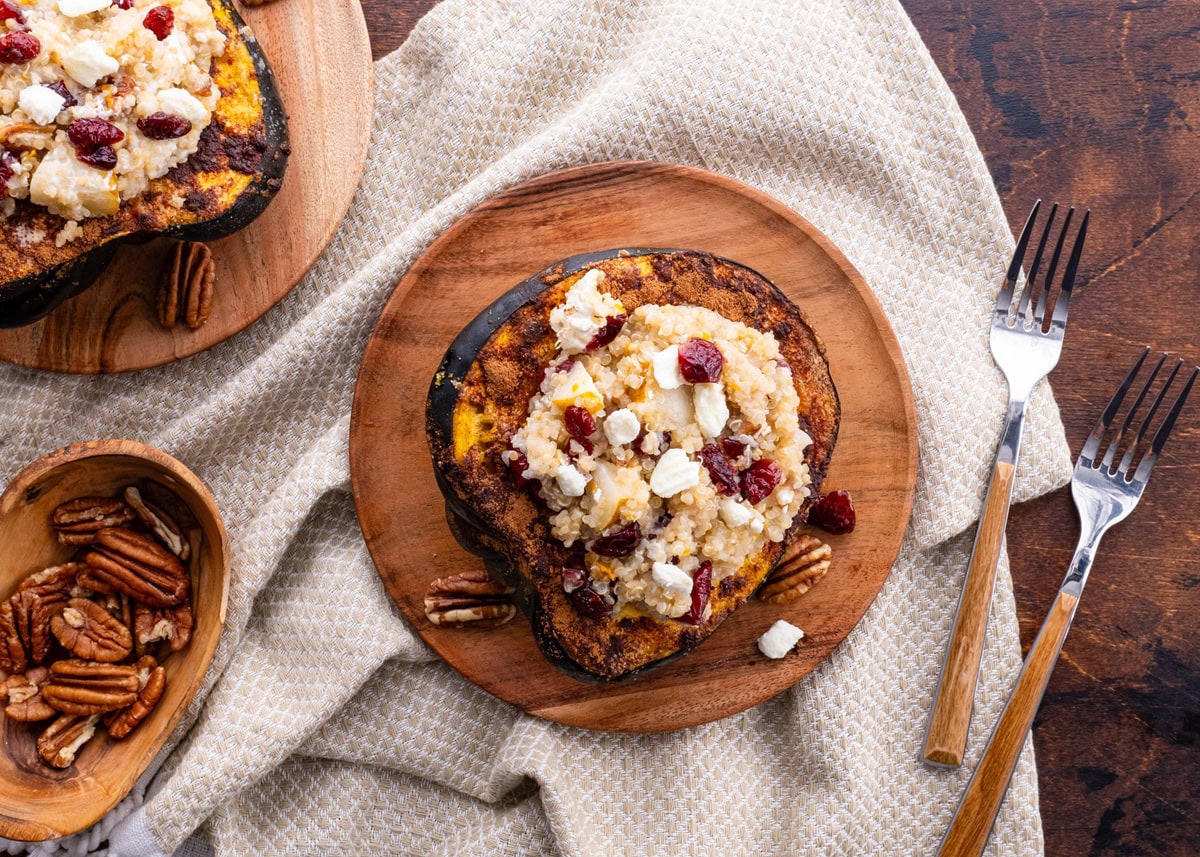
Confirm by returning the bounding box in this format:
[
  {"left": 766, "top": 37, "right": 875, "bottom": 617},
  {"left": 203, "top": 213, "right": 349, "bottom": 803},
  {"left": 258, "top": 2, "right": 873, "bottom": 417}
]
[
  {"left": 553, "top": 357, "right": 576, "bottom": 374},
  {"left": 68, "top": 118, "right": 125, "bottom": 149},
  {"left": 808, "top": 490, "right": 856, "bottom": 535},
  {"left": 681, "top": 561, "right": 713, "bottom": 624},
  {"left": 0, "top": 1, "right": 24, "bottom": 26},
  {"left": 698, "top": 444, "right": 740, "bottom": 496},
  {"left": 142, "top": 5, "right": 174, "bottom": 40},
  {"left": 0, "top": 149, "right": 15, "bottom": 186},
  {"left": 570, "top": 437, "right": 594, "bottom": 457},
  {"left": 46, "top": 81, "right": 77, "bottom": 108},
  {"left": 590, "top": 521, "right": 641, "bottom": 558},
  {"left": 0, "top": 32, "right": 39, "bottom": 64},
  {"left": 720, "top": 437, "right": 747, "bottom": 460},
  {"left": 677, "top": 338, "right": 724, "bottom": 383},
  {"left": 568, "top": 585, "right": 610, "bottom": 620},
  {"left": 112, "top": 0, "right": 134, "bottom": 7},
  {"left": 561, "top": 566, "right": 588, "bottom": 593},
  {"left": 740, "top": 459, "right": 782, "bottom": 505},
  {"left": 659, "top": 431, "right": 672, "bottom": 452},
  {"left": 77, "top": 144, "right": 117, "bottom": 170},
  {"left": 505, "top": 451, "right": 534, "bottom": 488},
  {"left": 563, "top": 405, "right": 596, "bottom": 440},
  {"left": 137, "top": 112, "right": 192, "bottom": 140},
  {"left": 586, "top": 313, "right": 627, "bottom": 351}
]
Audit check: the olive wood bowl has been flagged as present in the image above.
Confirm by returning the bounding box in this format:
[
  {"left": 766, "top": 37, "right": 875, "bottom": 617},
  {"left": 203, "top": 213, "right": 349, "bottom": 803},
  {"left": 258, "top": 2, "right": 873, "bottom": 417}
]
[{"left": 0, "top": 439, "right": 230, "bottom": 842}]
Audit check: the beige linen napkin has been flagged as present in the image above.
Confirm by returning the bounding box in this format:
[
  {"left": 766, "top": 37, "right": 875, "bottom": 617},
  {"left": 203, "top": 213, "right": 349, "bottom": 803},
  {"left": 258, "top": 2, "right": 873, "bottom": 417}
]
[{"left": 0, "top": 1, "right": 1073, "bottom": 854}]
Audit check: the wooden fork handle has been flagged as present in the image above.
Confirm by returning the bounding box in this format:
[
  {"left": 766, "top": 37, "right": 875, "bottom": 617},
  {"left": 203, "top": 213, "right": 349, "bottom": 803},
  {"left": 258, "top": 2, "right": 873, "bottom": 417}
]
[
  {"left": 937, "top": 590, "right": 1079, "bottom": 857},
  {"left": 923, "top": 460, "right": 1016, "bottom": 767}
]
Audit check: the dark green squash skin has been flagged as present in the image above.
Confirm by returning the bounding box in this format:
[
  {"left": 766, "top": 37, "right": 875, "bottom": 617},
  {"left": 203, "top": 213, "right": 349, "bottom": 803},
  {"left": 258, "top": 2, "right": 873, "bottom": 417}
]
[{"left": 0, "top": 0, "right": 289, "bottom": 329}]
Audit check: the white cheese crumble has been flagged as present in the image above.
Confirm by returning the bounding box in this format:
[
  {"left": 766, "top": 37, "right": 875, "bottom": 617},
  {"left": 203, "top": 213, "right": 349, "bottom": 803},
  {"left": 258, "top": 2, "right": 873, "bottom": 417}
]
[
  {"left": 549, "top": 362, "right": 603, "bottom": 412},
  {"left": 652, "top": 345, "right": 684, "bottom": 390},
  {"left": 649, "top": 448, "right": 701, "bottom": 498},
  {"left": 548, "top": 269, "right": 624, "bottom": 354},
  {"left": 18, "top": 86, "right": 66, "bottom": 126},
  {"left": 652, "top": 562, "right": 693, "bottom": 595},
  {"left": 603, "top": 408, "right": 640, "bottom": 446},
  {"left": 758, "top": 620, "right": 804, "bottom": 658},
  {"left": 693, "top": 382, "right": 729, "bottom": 437},
  {"left": 719, "top": 497, "right": 754, "bottom": 527},
  {"left": 554, "top": 463, "right": 588, "bottom": 497},
  {"left": 155, "top": 88, "right": 210, "bottom": 125},
  {"left": 61, "top": 40, "right": 120, "bottom": 89}
]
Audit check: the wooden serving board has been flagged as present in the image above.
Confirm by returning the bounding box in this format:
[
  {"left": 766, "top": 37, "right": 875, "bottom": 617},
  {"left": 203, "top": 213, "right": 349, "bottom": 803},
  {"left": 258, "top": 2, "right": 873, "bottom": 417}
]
[
  {"left": 0, "top": 0, "right": 374, "bottom": 374},
  {"left": 349, "top": 161, "right": 918, "bottom": 732}
]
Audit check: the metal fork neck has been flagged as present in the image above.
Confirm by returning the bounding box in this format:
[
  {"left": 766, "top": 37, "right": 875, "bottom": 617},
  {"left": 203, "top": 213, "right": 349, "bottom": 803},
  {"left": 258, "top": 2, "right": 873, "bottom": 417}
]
[
  {"left": 1061, "top": 525, "right": 1107, "bottom": 597},
  {"left": 995, "top": 395, "right": 1029, "bottom": 467}
]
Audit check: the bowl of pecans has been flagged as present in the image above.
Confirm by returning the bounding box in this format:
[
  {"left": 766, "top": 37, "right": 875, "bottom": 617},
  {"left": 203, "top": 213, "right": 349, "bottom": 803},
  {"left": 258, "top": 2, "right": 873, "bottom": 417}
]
[{"left": 0, "top": 439, "right": 229, "bottom": 842}]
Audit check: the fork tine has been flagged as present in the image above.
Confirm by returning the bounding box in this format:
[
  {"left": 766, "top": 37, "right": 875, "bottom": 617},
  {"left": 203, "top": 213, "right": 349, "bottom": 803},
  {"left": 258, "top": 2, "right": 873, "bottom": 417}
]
[
  {"left": 1081, "top": 346, "right": 1150, "bottom": 463},
  {"left": 1102, "top": 352, "right": 1167, "bottom": 471},
  {"left": 997, "top": 200, "right": 1041, "bottom": 315},
  {"left": 1016, "top": 202, "right": 1057, "bottom": 321},
  {"left": 1050, "top": 209, "right": 1089, "bottom": 329},
  {"left": 1034, "top": 206, "right": 1075, "bottom": 327},
  {"left": 1129, "top": 361, "right": 1196, "bottom": 483}
]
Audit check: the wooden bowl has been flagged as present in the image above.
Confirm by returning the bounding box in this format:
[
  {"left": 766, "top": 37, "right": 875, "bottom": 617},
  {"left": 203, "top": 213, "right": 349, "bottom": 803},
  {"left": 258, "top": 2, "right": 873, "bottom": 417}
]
[{"left": 0, "top": 440, "right": 230, "bottom": 842}]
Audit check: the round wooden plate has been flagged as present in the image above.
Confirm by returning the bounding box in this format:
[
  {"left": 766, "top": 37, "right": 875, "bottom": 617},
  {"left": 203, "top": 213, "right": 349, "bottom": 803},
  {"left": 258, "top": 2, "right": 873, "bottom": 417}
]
[
  {"left": 350, "top": 161, "right": 918, "bottom": 732},
  {"left": 0, "top": 0, "right": 374, "bottom": 375}
]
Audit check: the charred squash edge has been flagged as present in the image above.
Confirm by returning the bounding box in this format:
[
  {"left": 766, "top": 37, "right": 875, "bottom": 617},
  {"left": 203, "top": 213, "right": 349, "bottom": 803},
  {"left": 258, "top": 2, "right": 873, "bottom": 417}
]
[
  {"left": 0, "top": 0, "right": 290, "bottom": 328},
  {"left": 427, "top": 249, "right": 841, "bottom": 683}
]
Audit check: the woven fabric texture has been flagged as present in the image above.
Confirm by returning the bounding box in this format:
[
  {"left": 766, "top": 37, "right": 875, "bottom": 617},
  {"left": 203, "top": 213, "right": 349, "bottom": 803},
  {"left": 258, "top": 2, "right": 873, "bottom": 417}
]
[{"left": 0, "top": 1, "right": 1072, "bottom": 854}]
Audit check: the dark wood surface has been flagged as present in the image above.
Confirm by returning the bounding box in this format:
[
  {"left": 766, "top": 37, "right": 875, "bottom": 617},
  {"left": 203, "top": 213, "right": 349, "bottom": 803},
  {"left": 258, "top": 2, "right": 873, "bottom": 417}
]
[{"left": 358, "top": 3, "right": 1198, "bottom": 854}]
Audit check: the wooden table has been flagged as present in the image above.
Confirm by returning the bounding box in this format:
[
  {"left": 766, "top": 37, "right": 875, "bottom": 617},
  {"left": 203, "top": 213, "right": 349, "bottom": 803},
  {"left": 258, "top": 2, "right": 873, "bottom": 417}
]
[{"left": 362, "top": 4, "right": 1199, "bottom": 855}]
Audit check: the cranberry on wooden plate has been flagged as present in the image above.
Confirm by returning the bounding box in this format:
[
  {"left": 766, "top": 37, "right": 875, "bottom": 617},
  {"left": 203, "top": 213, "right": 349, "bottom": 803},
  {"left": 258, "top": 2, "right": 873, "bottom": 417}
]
[
  {"left": 808, "top": 490, "right": 856, "bottom": 534},
  {"left": 68, "top": 118, "right": 125, "bottom": 148},
  {"left": 677, "top": 338, "right": 724, "bottom": 383}
]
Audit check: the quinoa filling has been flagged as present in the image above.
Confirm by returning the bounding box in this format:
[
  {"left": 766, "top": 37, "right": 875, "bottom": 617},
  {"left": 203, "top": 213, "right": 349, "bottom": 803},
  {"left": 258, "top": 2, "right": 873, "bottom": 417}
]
[
  {"left": 505, "top": 269, "right": 812, "bottom": 622},
  {"left": 1, "top": 0, "right": 226, "bottom": 233}
]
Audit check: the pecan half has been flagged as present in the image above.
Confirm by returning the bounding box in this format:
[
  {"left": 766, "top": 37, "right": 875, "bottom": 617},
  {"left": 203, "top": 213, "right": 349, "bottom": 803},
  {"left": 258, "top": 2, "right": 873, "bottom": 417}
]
[
  {"left": 51, "top": 497, "right": 136, "bottom": 545},
  {"left": 424, "top": 570, "right": 516, "bottom": 627},
  {"left": 107, "top": 657, "right": 166, "bottom": 740},
  {"left": 50, "top": 598, "right": 133, "bottom": 662},
  {"left": 758, "top": 535, "right": 833, "bottom": 604},
  {"left": 0, "top": 572, "right": 71, "bottom": 672},
  {"left": 3, "top": 666, "right": 54, "bottom": 722},
  {"left": 80, "top": 528, "right": 188, "bottom": 607},
  {"left": 37, "top": 713, "right": 100, "bottom": 769},
  {"left": 42, "top": 659, "right": 139, "bottom": 716},
  {"left": 124, "top": 486, "right": 190, "bottom": 560},
  {"left": 158, "top": 240, "right": 215, "bottom": 330},
  {"left": 134, "top": 600, "right": 193, "bottom": 654}
]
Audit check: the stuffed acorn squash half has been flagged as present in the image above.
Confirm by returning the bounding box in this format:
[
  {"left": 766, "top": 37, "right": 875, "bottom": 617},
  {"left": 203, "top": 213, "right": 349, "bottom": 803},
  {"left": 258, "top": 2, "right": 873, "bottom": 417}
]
[
  {"left": 427, "top": 250, "right": 840, "bottom": 682},
  {"left": 0, "top": 0, "right": 289, "bottom": 327}
]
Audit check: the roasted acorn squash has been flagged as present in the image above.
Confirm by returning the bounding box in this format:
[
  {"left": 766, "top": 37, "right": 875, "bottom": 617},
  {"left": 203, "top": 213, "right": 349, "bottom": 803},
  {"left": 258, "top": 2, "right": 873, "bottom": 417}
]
[
  {"left": 427, "top": 249, "right": 840, "bottom": 682},
  {"left": 0, "top": 0, "right": 289, "bottom": 328}
]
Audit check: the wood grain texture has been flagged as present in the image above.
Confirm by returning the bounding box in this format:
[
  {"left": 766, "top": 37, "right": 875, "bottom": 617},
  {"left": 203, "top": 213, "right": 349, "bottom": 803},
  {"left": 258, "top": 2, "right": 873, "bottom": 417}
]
[
  {"left": 924, "top": 459, "right": 1016, "bottom": 766},
  {"left": 0, "top": 0, "right": 374, "bottom": 374},
  {"left": 349, "top": 161, "right": 918, "bottom": 731},
  {"left": 939, "top": 591, "right": 1080, "bottom": 857},
  {"left": 0, "top": 440, "right": 229, "bottom": 841}
]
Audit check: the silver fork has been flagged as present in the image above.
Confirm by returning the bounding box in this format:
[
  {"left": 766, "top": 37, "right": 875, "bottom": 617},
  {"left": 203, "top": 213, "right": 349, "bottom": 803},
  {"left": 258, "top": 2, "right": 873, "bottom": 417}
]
[
  {"left": 937, "top": 348, "right": 1199, "bottom": 857},
  {"left": 922, "top": 201, "right": 1090, "bottom": 768}
]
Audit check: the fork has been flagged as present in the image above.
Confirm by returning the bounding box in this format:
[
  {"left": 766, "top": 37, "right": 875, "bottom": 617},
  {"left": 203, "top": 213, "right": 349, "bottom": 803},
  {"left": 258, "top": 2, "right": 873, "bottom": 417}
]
[
  {"left": 922, "top": 201, "right": 1090, "bottom": 768},
  {"left": 937, "top": 348, "right": 1199, "bottom": 857}
]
